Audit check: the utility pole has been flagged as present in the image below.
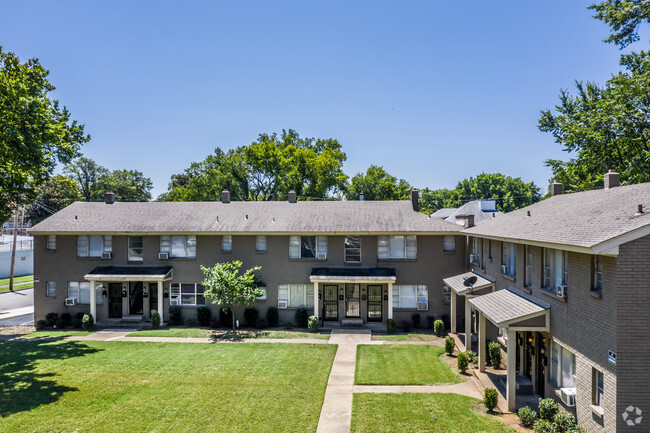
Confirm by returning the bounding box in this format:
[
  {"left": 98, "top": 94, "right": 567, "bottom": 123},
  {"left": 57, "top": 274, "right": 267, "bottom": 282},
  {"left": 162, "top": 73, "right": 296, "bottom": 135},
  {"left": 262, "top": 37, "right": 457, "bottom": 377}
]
[{"left": 9, "top": 208, "right": 18, "bottom": 292}]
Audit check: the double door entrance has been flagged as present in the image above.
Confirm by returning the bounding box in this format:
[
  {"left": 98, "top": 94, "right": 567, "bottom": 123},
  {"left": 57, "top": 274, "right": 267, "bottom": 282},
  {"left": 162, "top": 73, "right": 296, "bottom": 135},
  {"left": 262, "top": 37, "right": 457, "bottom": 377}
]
[
  {"left": 322, "top": 284, "right": 383, "bottom": 322},
  {"left": 107, "top": 282, "right": 146, "bottom": 318}
]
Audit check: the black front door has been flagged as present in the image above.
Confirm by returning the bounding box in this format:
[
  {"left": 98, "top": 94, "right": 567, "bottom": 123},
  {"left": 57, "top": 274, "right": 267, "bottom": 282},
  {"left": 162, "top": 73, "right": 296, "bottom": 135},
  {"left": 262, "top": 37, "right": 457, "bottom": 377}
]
[
  {"left": 323, "top": 285, "right": 338, "bottom": 321},
  {"left": 367, "top": 285, "right": 383, "bottom": 322},
  {"left": 129, "top": 281, "right": 144, "bottom": 315},
  {"left": 345, "top": 284, "right": 360, "bottom": 318},
  {"left": 108, "top": 283, "right": 122, "bottom": 318},
  {"left": 149, "top": 283, "right": 158, "bottom": 316},
  {"left": 536, "top": 333, "right": 546, "bottom": 394}
]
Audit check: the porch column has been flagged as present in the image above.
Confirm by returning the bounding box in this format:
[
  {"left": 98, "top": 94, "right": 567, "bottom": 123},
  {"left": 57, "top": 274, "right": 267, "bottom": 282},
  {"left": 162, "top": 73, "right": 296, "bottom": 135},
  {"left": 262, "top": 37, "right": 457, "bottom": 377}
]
[
  {"left": 450, "top": 290, "right": 457, "bottom": 334},
  {"left": 157, "top": 281, "right": 164, "bottom": 324},
  {"left": 313, "top": 281, "right": 319, "bottom": 319},
  {"left": 387, "top": 282, "right": 393, "bottom": 320},
  {"left": 506, "top": 329, "right": 517, "bottom": 412},
  {"left": 89, "top": 280, "right": 97, "bottom": 320},
  {"left": 465, "top": 296, "right": 472, "bottom": 351},
  {"left": 478, "top": 312, "right": 486, "bottom": 372}
]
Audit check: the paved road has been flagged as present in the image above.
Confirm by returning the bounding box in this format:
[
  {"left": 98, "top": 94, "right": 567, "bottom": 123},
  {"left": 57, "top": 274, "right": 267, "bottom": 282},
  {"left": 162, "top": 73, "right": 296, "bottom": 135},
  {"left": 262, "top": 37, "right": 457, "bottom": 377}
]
[
  {"left": 0, "top": 313, "right": 34, "bottom": 326},
  {"left": 0, "top": 288, "right": 33, "bottom": 312}
]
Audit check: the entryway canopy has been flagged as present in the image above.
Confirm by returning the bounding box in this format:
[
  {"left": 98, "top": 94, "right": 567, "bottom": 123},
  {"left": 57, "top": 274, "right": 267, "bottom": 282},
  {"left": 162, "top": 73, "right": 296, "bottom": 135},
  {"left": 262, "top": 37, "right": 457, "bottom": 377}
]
[
  {"left": 469, "top": 287, "right": 549, "bottom": 331},
  {"left": 443, "top": 271, "right": 494, "bottom": 295},
  {"left": 309, "top": 267, "right": 396, "bottom": 283},
  {"left": 84, "top": 266, "right": 174, "bottom": 282}
]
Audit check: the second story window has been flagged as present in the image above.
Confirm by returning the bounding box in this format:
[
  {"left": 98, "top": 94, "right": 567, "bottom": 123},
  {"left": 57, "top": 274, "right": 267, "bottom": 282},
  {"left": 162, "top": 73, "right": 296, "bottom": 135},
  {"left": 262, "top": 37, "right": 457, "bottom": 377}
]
[
  {"left": 160, "top": 235, "right": 196, "bottom": 258},
  {"left": 289, "top": 236, "right": 327, "bottom": 259},
  {"left": 543, "top": 248, "right": 567, "bottom": 290},
  {"left": 77, "top": 235, "right": 112, "bottom": 258},
  {"left": 524, "top": 245, "right": 533, "bottom": 288},
  {"left": 46, "top": 235, "right": 56, "bottom": 251},
  {"left": 378, "top": 235, "right": 417, "bottom": 260},
  {"left": 501, "top": 242, "right": 517, "bottom": 278},
  {"left": 470, "top": 237, "right": 480, "bottom": 264},
  {"left": 593, "top": 256, "right": 603, "bottom": 292},
  {"left": 443, "top": 235, "right": 455, "bottom": 253},
  {"left": 256, "top": 236, "right": 267, "bottom": 253},
  {"left": 222, "top": 235, "right": 232, "bottom": 252},
  {"left": 344, "top": 236, "right": 361, "bottom": 262},
  {"left": 128, "top": 236, "right": 143, "bottom": 262}
]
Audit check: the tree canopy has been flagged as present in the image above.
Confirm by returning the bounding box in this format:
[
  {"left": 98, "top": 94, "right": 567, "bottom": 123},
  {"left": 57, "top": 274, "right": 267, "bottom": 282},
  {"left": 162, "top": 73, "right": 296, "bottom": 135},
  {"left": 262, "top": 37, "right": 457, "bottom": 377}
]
[
  {"left": 344, "top": 165, "right": 412, "bottom": 201},
  {"left": 24, "top": 175, "right": 81, "bottom": 225},
  {"left": 590, "top": 0, "right": 650, "bottom": 48},
  {"left": 0, "top": 47, "right": 89, "bottom": 221}
]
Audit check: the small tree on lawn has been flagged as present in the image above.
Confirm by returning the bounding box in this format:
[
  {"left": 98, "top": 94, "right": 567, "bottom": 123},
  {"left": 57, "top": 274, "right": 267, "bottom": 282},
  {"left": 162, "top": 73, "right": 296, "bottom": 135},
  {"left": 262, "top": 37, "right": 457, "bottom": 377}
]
[{"left": 201, "top": 261, "right": 262, "bottom": 331}]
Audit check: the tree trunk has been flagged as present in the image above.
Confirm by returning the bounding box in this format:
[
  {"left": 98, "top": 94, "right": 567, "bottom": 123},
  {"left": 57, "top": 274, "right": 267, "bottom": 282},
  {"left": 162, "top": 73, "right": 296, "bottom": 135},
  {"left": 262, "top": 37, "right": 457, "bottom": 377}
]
[
  {"left": 9, "top": 210, "right": 18, "bottom": 292},
  {"left": 231, "top": 306, "right": 236, "bottom": 331}
]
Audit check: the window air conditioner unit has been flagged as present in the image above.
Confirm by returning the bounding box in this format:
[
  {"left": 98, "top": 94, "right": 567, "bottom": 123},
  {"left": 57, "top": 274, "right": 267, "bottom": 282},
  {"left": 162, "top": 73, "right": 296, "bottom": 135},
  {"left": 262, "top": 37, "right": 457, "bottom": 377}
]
[
  {"left": 560, "top": 387, "right": 576, "bottom": 407},
  {"left": 278, "top": 300, "right": 289, "bottom": 309},
  {"left": 317, "top": 253, "right": 327, "bottom": 260},
  {"left": 470, "top": 254, "right": 479, "bottom": 263},
  {"left": 170, "top": 298, "right": 179, "bottom": 306},
  {"left": 501, "top": 265, "right": 508, "bottom": 274},
  {"left": 101, "top": 252, "right": 112, "bottom": 259},
  {"left": 417, "top": 302, "right": 429, "bottom": 311},
  {"left": 556, "top": 284, "right": 567, "bottom": 299},
  {"left": 65, "top": 297, "right": 78, "bottom": 306},
  {"left": 158, "top": 252, "right": 169, "bottom": 260}
]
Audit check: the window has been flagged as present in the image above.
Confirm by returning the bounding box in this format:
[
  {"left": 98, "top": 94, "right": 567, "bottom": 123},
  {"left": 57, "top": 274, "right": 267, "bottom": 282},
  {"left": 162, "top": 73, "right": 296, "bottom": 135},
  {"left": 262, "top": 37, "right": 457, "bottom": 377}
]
[
  {"left": 592, "top": 368, "right": 604, "bottom": 407},
  {"left": 46, "top": 281, "right": 56, "bottom": 297},
  {"left": 344, "top": 236, "right": 361, "bottom": 262},
  {"left": 77, "top": 235, "right": 112, "bottom": 257},
  {"left": 471, "top": 237, "right": 480, "bottom": 264},
  {"left": 550, "top": 341, "right": 576, "bottom": 388},
  {"left": 68, "top": 282, "right": 102, "bottom": 304},
  {"left": 46, "top": 235, "right": 56, "bottom": 251},
  {"left": 488, "top": 239, "right": 492, "bottom": 260},
  {"left": 256, "top": 236, "right": 267, "bottom": 253},
  {"left": 593, "top": 256, "right": 603, "bottom": 292},
  {"left": 378, "top": 235, "right": 417, "bottom": 259},
  {"left": 442, "top": 284, "right": 451, "bottom": 304},
  {"left": 524, "top": 245, "right": 533, "bottom": 288},
  {"left": 160, "top": 235, "right": 196, "bottom": 258},
  {"left": 502, "top": 242, "right": 517, "bottom": 277},
  {"left": 392, "top": 285, "right": 427, "bottom": 309},
  {"left": 222, "top": 235, "right": 232, "bottom": 252},
  {"left": 289, "top": 236, "right": 327, "bottom": 259},
  {"left": 170, "top": 283, "right": 205, "bottom": 306},
  {"left": 443, "top": 235, "right": 455, "bottom": 253},
  {"left": 543, "top": 248, "right": 567, "bottom": 290},
  {"left": 278, "top": 284, "right": 314, "bottom": 307},
  {"left": 128, "top": 236, "right": 143, "bottom": 262}
]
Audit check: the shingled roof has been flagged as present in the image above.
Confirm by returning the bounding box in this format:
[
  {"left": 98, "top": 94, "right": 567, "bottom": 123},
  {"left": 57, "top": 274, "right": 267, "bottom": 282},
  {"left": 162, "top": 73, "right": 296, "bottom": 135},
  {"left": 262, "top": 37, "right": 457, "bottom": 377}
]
[
  {"left": 464, "top": 182, "right": 650, "bottom": 253},
  {"left": 29, "top": 200, "right": 463, "bottom": 235}
]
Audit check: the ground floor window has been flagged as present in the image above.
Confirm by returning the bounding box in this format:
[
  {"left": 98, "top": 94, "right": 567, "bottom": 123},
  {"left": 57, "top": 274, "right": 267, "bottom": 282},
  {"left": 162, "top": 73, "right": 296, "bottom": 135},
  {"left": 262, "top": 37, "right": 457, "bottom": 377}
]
[
  {"left": 46, "top": 281, "right": 56, "bottom": 297},
  {"left": 592, "top": 368, "right": 604, "bottom": 407},
  {"left": 170, "top": 283, "right": 205, "bottom": 306},
  {"left": 442, "top": 285, "right": 451, "bottom": 304},
  {"left": 392, "top": 285, "right": 427, "bottom": 309},
  {"left": 278, "top": 284, "right": 314, "bottom": 308},
  {"left": 68, "top": 282, "right": 102, "bottom": 304},
  {"left": 550, "top": 341, "right": 576, "bottom": 388}
]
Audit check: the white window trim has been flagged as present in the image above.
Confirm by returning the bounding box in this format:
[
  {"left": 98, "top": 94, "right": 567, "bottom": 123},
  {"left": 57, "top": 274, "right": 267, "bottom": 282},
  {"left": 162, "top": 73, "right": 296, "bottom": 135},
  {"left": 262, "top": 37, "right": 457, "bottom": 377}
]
[
  {"left": 46, "top": 235, "right": 56, "bottom": 251},
  {"left": 378, "top": 235, "right": 417, "bottom": 260},
  {"left": 289, "top": 236, "right": 327, "bottom": 259},
  {"left": 501, "top": 242, "right": 516, "bottom": 277},
  {"left": 392, "top": 284, "right": 427, "bottom": 309},
  {"left": 46, "top": 281, "right": 56, "bottom": 297},
  {"left": 278, "top": 283, "right": 314, "bottom": 308},
  {"left": 67, "top": 281, "right": 102, "bottom": 305},
  {"left": 77, "top": 235, "right": 112, "bottom": 258},
  {"left": 160, "top": 235, "right": 196, "bottom": 258},
  {"left": 550, "top": 340, "right": 576, "bottom": 389},
  {"left": 170, "top": 282, "right": 205, "bottom": 306},
  {"left": 344, "top": 236, "right": 361, "bottom": 263},
  {"left": 256, "top": 235, "right": 267, "bottom": 253},
  {"left": 128, "top": 236, "right": 144, "bottom": 262},
  {"left": 593, "top": 255, "right": 603, "bottom": 292},
  {"left": 524, "top": 245, "right": 533, "bottom": 288},
  {"left": 443, "top": 235, "right": 455, "bottom": 253},
  {"left": 222, "top": 235, "right": 233, "bottom": 253}
]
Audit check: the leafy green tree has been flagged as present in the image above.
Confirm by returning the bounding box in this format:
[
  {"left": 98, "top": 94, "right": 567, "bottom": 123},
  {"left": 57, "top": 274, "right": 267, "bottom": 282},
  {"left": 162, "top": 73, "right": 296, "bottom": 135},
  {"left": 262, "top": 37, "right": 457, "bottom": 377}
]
[
  {"left": 63, "top": 157, "right": 109, "bottom": 201},
  {"left": 419, "top": 187, "right": 460, "bottom": 214},
  {"left": 25, "top": 175, "right": 81, "bottom": 224},
  {"left": 454, "top": 173, "right": 541, "bottom": 212},
  {"left": 539, "top": 52, "right": 650, "bottom": 192},
  {"left": 589, "top": 0, "right": 650, "bottom": 48},
  {"left": 201, "top": 261, "right": 263, "bottom": 331},
  {"left": 98, "top": 169, "right": 153, "bottom": 202},
  {"left": 0, "top": 47, "right": 89, "bottom": 221},
  {"left": 345, "top": 165, "right": 411, "bottom": 201}
]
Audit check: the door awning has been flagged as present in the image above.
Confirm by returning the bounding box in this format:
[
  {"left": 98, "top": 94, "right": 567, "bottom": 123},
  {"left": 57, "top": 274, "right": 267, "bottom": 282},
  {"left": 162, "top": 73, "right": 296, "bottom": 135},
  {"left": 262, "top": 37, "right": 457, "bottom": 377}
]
[
  {"left": 84, "top": 266, "right": 173, "bottom": 282},
  {"left": 469, "top": 288, "right": 550, "bottom": 330},
  {"left": 443, "top": 271, "right": 494, "bottom": 295},
  {"left": 309, "top": 267, "right": 396, "bottom": 283}
]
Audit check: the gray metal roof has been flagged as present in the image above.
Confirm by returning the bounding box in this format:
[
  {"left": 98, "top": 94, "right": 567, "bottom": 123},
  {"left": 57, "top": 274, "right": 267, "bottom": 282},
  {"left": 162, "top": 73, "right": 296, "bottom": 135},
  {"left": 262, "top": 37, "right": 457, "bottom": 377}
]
[
  {"left": 469, "top": 288, "right": 548, "bottom": 326},
  {"left": 444, "top": 200, "right": 503, "bottom": 224},
  {"left": 443, "top": 271, "right": 494, "bottom": 295},
  {"left": 465, "top": 182, "right": 650, "bottom": 249},
  {"left": 30, "top": 200, "right": 462, "bottom": 234}
]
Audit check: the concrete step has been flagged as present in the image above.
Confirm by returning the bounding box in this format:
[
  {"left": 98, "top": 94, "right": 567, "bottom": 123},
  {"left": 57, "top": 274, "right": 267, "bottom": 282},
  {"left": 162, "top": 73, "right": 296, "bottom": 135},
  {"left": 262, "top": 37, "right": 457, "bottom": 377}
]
[
  {"left": 341, "top": 318, "right": 364, "bottom": 327},
  {"left": 501, "top": 374, "right": 534, "bottom": 395}
]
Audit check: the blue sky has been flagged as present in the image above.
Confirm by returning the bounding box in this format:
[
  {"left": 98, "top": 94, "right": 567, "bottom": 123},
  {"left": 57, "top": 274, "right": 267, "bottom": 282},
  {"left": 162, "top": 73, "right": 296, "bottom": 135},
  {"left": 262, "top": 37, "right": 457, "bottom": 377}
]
[{"left": 1, "top": 1, "right": 631, "bottom": 198}]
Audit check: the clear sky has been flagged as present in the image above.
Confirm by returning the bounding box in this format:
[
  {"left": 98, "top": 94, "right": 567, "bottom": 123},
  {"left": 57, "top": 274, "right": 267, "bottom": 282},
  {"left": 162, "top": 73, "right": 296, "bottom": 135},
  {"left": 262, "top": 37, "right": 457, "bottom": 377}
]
[{"left": 0, "top": 1, "right": 632, "bottom": 198}]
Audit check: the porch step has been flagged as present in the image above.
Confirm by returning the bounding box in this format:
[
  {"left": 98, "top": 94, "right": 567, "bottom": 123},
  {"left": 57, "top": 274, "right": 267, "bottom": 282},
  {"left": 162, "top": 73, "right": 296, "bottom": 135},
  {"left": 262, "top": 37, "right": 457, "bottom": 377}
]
[
  {"left": 501, "top": 374, "right": 534, "bottom": 395},
  {"left": 341, "top": 318, "right": 364, "bottom": 328},
  {"left": 100, "top": 316, "right": 145, "bottom": 327}
]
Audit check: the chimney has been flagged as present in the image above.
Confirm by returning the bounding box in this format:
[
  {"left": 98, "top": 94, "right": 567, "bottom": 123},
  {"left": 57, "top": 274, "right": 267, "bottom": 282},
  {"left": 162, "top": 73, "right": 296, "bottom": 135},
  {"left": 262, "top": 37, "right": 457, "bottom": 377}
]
[
  {"left": 221, "top": 190, "right": 230, "bottom": 204},
  {"left": 411, "top": 189, "right": 419, "bottom": 212},
  {"left": 604, "top": 170, "right": 620, "bottom": 189},
  {"left": 105, "top": 191, "right": 115, "bottom": 204},
  {"left": 288, "top": 190, "right": 297, "bottom": 203},
  {"left": 455, "top": 214, "right": 475, "bottom": 228},
  {"left": 550, "top": 182, "right": 562, "bottom": 197}
]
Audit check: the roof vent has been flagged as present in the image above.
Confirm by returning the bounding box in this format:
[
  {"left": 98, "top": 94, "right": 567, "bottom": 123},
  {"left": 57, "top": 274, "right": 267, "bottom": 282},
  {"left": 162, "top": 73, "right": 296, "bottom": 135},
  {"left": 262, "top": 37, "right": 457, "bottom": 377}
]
[
  {"left": 221, "top": 190, "right": 230, "bottom": 204},
  {"left": 636, "top": 204, "right": 644, "bottom": 216},
  {"left": 604, "top": 170, "right": 620, "bottom": 189},
  {"left": 105, "top": 191, "right": 115, "bottom": 204},
  {"left": 411, "top": 189, "right": 419, "bottom": 212},
  {"left": 527, "top": 210, "right": 531, "bottom": 217},
  {"left": 550, "top": 182, "right": 562, "bottom": 197},
  {"left": 288, "top": 190, "right": 297, "bottom": 203}
]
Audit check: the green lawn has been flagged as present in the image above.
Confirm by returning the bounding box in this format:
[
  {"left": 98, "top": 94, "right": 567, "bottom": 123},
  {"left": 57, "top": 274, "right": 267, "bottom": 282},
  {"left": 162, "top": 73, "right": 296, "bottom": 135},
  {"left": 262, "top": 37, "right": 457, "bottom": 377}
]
[
  {"left": 355, "top": 345, "right": 459, "bottom": 385},
  {"left": 0, "top": 275, "right": 33, "bottom": 293},
  {"left": 351, "top": 393, "right": 517, "bottom": 433},
  {"left": 371, "top": 332, "right": 438, "bottom": 341},
  {"left": 0, "top": 340, "right": 336, "bottom": 432},
  {"left": 127, "top": 327, "right": 212, "bottom": 338},
  {"left": 23, "top": 331, "right": 93, "bottom": 338},
  {"left": 128, "top": 327, "right": 331, "bottom": 340}
]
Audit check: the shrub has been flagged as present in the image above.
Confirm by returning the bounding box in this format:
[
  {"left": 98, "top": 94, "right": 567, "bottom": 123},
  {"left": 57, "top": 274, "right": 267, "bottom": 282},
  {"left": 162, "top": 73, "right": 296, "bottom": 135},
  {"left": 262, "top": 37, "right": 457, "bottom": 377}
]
[
  {"left": 282, "top": 321, "right": 293, "bottom": 330},
  {"left": 518, "top": 406, "right": 538, "bottom": 428},
  {"left": 533, "top": 419, "right": 553, "bottom": 433},
  {"left": 36, "top": 319, "right": 48, "bottom": 330},
  {"left": 484, "top": 388, "right": 498, "bottom": 411},
  {"left": 71, "top": 318, "right": 83, "bottom": 329},
  {"left": 457, "top": 351, "right": 469, "bottom": 372},
  {"left": 197, "top": 306, "right": 211, "bottom": 326},
  {"left": 426, "top": 315, "right": 435, "bottom": 329},
  {"left": 538, "top": 398, "right": 559, "bottom": 421},
  {"left": 466, "top": 350, "right": 477, "bottom": 364},
  {"left": 400, "top": 320, "right": 412, "bottom": 333},
  {"left": 553, "top": 411, "right": 581, "bottom": 432},
  {"left": 219, "top": 307, "right": 232, "bottom": 327},
  {"left": 445, "top": 336, "right": 455, "bottom": 355},
  {"left": 294, "top": 307, "right": 309, "bottom": 328},
  {"left": 434, "top": 319, "right": 444, "bottom": 337},
  {"left": 411, "top": 313, "right": 421, "bottom": 328},
  {"left": 185, "top": 318, "right": 198, "bottom": 327},
  {"left": 210, "top": 318, "right": 221, "bottom": 328},
  {"left": 255, "top": 317, "right": 266, "bottom": 329},
  {"left": 54, "top": 317, "right": 65, "bottom": 329},
  {"left": 61, "top": 312, "right": 72, "bottom": 327},
  {"left": 266, "top": 306, "right": 279, "bottom": 327},
  {"left": 244, "top": 307, "right": 259, "bottom": 328},
  {"left": 75, "top": 312, "right": 85, "bottom": 320},
  {"left": 169, "top": 306, "right": 182, "bottom": 326},
  {"left": 45, "top": 312, "right": 58, "bottom": 327},
  {"left": 386, "top": 318, "right": 396, "bottom": 334},
  {"left": 82, "top": 314, "right": 94, "bottom": 331},
  {"left": 308, "top": 315, "right": 319, "bottom": 332},
  {"left": 151, "top": 312, "right": 161, "bottom": 329},
  {"left": 489, "top": 342, "right": 502, "bottom": 369}
]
